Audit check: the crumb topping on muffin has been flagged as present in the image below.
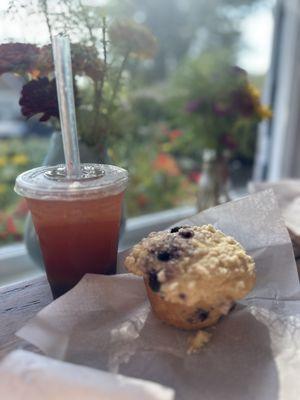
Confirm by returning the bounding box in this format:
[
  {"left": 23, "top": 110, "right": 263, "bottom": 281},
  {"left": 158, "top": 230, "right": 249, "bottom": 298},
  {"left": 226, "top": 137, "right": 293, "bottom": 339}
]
[{"left": 125, "top": 224, "right": 255, "bottom": 307}]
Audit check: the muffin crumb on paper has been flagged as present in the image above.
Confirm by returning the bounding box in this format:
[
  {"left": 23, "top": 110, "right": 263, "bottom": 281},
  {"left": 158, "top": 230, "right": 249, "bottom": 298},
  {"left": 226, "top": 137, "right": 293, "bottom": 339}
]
[{"left": 187, "top": 330, "right": 212, "bottom": 354}]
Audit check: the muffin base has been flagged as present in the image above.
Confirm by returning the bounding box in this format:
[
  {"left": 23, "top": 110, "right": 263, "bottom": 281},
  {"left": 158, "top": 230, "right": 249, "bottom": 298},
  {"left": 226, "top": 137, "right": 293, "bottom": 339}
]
[{"left": 145, "top": 280, "right": 233, "bottom": 330}]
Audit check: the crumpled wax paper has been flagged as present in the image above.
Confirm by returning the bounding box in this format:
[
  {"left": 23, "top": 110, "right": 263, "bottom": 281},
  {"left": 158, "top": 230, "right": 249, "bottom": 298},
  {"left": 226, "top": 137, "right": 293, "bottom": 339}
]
[
  {"left": 0, "top": 350, "right": 175, "bottom": 400},
  {"left": 17, "top": 190, "right": 300, "bottom": 400},
  {"left": 249, "top": 180, "right": 300, "bottom": 257}
]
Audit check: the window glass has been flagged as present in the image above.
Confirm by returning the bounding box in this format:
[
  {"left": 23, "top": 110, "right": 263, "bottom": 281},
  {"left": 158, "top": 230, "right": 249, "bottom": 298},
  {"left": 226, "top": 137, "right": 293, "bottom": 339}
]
[{"left": 0, "top": 0, "right": 275, "bottom": 247}]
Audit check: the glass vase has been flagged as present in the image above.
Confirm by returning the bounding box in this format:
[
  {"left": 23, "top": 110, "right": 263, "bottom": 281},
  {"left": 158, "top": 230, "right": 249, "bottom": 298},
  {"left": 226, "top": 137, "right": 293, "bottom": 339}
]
[{"left": 196, "top": 149, "right": 231, "bottom": 212}]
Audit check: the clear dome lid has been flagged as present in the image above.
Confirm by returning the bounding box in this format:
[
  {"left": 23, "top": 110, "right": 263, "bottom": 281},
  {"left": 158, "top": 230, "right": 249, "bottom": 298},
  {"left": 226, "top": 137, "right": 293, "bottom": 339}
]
[{"left": 15, "top": 164, "right": 128, "bottom": 201}]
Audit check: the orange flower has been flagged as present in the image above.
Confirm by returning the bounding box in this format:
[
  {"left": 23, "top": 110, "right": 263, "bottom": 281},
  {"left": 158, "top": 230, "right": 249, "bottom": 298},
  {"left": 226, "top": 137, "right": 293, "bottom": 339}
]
[
  {"left": 153, "top": 153, "right": 180, "bottom": 177},
  {"left": 168, "top": 129, "right": 183, "bottom": 142},
  {"left": 6, "top": 216, "right": 17, "bottom": 235}
]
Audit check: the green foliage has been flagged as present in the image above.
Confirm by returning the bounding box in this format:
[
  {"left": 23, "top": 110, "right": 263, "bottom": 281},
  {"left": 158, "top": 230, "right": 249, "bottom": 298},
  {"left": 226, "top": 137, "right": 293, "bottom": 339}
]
[
  {"left": 118, "top": 125, "right": 195, "bottom": 216},
  {"left": 125, "top": 155, "right": 191, "bottom": 216},
  {"left": 0, "top": 137, "right": 49, "bottom": 244}
]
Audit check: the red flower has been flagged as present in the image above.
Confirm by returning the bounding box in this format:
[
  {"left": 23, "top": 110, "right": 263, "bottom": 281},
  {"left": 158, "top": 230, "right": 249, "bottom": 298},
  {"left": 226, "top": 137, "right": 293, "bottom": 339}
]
[
  {"left": 188, "top": 171, "right": 201, "bottom": 183},
  {"left": 168, "top": 129, "right": 183, "bottom": 142}
]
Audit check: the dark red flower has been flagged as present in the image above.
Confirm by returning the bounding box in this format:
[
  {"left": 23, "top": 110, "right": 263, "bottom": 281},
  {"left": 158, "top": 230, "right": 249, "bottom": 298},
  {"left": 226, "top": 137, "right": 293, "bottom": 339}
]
[
  {"left": 188, "top": 171, "right": 201, "bottom": 183},
  {"left": 231, "top": 87, "right": 256, "bottom": 117},
  {"left": 212, "top": 101, "right": 232, "bottom": 117},
  {"left": 221, "top": 133, "right": 237, "bottom": 150},
  {"left": 0, "top": 43, "right": 39, "bottom": 75},
  {"left": 19, "top": 77, "right": 59, "bottom": 121}
]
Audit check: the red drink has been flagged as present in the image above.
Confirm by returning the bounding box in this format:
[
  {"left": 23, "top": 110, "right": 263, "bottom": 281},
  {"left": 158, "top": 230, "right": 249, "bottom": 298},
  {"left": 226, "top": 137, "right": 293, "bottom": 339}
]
[
  {"left": 15, "top": 164, "right": 128, "bottom": 298},
  {"left": 27, "top": 193, "right": 123, "bottom": 298}
]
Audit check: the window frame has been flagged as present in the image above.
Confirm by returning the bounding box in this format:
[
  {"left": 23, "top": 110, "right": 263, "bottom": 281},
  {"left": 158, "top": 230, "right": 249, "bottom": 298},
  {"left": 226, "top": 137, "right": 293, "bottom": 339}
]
[{"left": 254, "top": 0, "right": 300, "bottom": 180}]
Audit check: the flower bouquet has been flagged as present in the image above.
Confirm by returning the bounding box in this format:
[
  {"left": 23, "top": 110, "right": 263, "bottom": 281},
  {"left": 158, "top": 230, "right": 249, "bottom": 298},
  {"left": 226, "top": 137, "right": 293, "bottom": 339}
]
[
  {"left": 169, "top": 53, "right": 272, "bottom": 209},
  {"left": 2, "top": 1, "right": 157, "bottom": 150},
  {"left": 1, "top": 0, "right": 156, "bottom": 256}
]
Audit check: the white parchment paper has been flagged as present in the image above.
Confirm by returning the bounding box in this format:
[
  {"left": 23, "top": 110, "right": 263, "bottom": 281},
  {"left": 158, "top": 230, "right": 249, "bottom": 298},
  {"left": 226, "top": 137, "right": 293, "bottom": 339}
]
[
  {"left": 17, "top": 190, "right": 300, "bottom": 400},
  {"left": 249, "top": 180, "right": 300, "bottom": 257},
  {"left": 0, "top": 350, "right": 175, "bottom": 400}
]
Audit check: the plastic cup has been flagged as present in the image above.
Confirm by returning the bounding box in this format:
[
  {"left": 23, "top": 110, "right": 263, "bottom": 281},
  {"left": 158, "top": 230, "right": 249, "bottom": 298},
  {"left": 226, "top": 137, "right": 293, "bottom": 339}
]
[{"left": 15, "top": 164, "right": 128, "bottom": 298}]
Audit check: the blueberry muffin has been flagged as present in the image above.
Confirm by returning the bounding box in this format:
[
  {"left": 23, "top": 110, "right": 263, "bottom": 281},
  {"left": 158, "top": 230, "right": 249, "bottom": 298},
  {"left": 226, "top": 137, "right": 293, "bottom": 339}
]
[{"left": 125, "top": 225, "right": 255, "bottom": 330}]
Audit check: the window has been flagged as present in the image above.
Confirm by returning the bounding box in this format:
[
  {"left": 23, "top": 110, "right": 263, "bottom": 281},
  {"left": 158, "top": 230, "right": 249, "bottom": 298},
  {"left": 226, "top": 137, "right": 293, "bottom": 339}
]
[
  {"left": 254, "top": 0, "right": 300, "bottom": 180},
  {"left": 0, "top": 0, "right": 275, "bottom": 283}
]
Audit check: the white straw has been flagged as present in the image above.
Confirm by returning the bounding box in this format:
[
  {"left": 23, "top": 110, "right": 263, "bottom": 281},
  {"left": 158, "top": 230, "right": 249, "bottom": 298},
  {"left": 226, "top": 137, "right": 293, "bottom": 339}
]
[{"left": 52, "top": 35, "right": 81, "bottom": 179}]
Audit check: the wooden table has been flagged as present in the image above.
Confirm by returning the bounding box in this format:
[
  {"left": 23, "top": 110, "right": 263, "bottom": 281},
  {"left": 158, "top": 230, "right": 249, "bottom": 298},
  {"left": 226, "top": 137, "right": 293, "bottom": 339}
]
[{"left": 0, "top": 275, "right": 52, "bottom": 359}]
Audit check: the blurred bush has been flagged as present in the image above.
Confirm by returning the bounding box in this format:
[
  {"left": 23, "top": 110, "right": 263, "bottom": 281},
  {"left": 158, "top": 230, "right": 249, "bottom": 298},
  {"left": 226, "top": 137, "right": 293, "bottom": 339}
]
[
  {"left": 0, "top": 137, "right": 48, "bottom": 244},
  {"left": 120, "top": 123, "right": 196, "bottom": 216}
]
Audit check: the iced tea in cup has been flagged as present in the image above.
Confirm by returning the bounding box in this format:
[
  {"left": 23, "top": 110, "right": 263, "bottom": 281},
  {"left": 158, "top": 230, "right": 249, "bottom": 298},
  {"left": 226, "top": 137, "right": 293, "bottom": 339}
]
[{"left": 15, "top": 163, "right": 128, "bottom": 298}]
